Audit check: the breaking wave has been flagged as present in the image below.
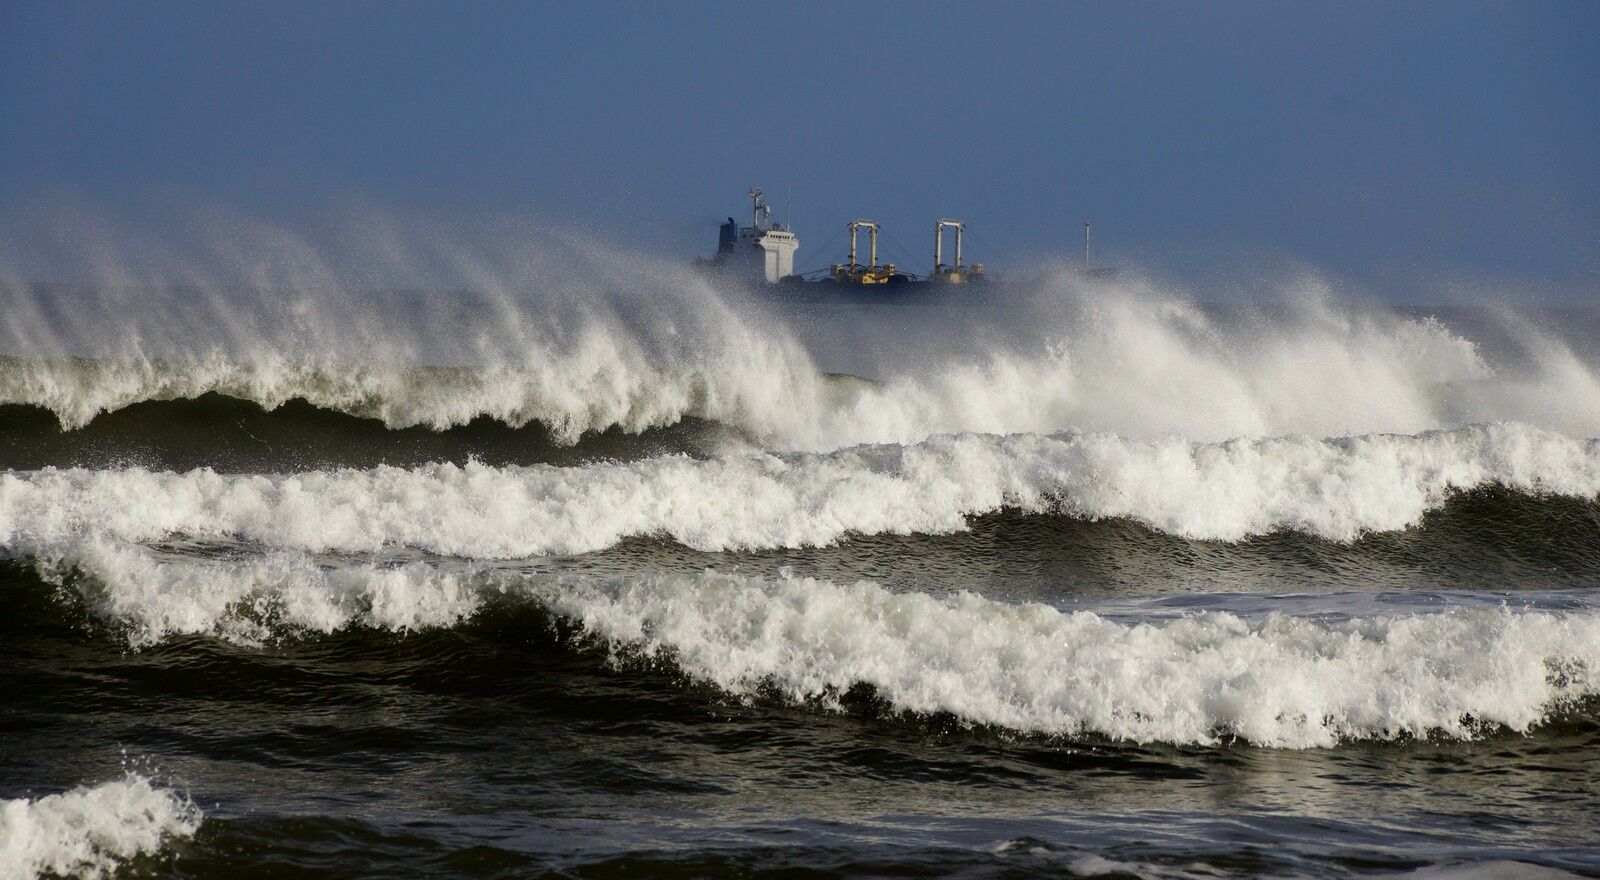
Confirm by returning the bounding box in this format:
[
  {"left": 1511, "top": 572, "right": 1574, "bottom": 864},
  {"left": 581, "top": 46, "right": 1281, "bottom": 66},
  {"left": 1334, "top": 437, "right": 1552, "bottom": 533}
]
[
  {"left": 0, "top": 774, "right": 201, "bottom": 880},
  {"left": 4, "top": 269, "right": 1600, "bottom": 455},
  {"left": 543, "top": 571, "right": 1600, "bottom": 749},
  {"left": 23, "top": 551, "right": 1600, "bottom": 749}
]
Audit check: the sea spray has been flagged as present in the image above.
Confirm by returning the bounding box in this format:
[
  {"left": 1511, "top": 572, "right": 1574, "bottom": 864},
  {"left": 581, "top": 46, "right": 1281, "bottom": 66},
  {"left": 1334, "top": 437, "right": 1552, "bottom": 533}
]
[
  {"left": 6, "top": 209, "right": 1600, "bottom": 450},
  {"left": 8, "top": 289, "right": 1600, "bottom": 450}
]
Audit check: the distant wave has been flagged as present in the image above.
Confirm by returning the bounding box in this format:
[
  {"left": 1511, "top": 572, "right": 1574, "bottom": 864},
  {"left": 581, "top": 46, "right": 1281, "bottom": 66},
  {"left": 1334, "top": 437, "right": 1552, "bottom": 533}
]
[
  {"left": 0, "top": 774, "right": 201, "bottom": 880},
  {"left": 3, "top": 424, "right": 1596, "bottom": 563},
  {"left": 5, "top": 276, "right": 1600, "bottom": 455},
  {"left": 19, "top": 552, "right": 1600, "bottom": 748}
]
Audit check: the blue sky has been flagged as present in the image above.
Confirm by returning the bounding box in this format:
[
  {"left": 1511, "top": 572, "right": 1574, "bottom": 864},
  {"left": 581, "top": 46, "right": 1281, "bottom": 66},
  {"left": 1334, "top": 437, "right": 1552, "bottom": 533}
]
[{"left": 2, "top": 1, "right": 1595, "bottom": 297}]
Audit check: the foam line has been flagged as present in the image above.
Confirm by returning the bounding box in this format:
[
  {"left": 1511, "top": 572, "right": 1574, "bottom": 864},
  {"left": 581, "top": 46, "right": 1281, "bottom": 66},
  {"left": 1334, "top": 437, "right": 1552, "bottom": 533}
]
[{"left": 3, "top": 424, "right": 1597, "bottom": 561}]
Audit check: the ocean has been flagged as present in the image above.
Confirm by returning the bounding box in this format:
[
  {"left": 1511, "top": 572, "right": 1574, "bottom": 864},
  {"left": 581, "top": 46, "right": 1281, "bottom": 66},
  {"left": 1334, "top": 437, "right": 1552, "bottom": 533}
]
[{"left": 2, "top": 251, "right": 1598, "bottom": 879}]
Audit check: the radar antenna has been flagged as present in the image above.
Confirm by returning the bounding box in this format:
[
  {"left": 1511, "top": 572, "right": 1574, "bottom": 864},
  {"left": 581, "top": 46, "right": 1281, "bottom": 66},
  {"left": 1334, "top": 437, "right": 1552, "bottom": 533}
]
[{"left": 748, "top": 187, "right": 765, "bottom": 230}]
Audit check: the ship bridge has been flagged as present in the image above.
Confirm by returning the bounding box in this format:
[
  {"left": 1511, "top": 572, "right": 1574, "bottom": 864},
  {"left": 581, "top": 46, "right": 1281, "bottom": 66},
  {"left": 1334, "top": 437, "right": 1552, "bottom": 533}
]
[{"left": 710, "top": 187, "right": 799, "bottom": 284}]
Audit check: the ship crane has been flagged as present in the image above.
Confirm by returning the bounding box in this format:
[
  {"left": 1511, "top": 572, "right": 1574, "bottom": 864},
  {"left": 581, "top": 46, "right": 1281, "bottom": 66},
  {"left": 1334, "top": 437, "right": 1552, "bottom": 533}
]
[
  {"left": 829, "top": 219, "right": 898, "bottom": 284},
  {"left": 931, "top": 219, "right": 983, "bottom": 284},
  {"left": 700, "top": 188, "right": 996, "bottom": 288}
]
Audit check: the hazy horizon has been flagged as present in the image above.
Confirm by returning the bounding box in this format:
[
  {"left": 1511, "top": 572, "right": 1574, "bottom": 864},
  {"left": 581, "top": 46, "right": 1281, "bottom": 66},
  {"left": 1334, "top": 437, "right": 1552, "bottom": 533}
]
[{"left": 2, "top": 1, "right": 1596, "bottom": 302}]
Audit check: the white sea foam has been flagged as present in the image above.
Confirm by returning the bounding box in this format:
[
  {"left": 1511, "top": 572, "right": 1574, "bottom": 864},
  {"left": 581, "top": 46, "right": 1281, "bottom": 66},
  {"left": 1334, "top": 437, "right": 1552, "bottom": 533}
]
[
  {"left": 544, "top": 571, "right": 1600, "bottom": 748},
  {"left": 0, "top": 774, "right": 201, "bottom": 880},
  {"left": 2, "top": 424, "right": 1596, "bottom": 565},
  {"left": 27, "top": 550, "right": 1600, "bottom": 748},
  {"left": 35, "top": 540, "right": 482, "bottom": 648}
]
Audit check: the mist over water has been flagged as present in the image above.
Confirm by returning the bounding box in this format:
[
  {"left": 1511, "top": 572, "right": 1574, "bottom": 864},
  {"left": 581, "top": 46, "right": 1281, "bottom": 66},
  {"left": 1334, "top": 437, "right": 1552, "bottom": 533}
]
[
  {"left": 3, "top": 206, "right": 1599, "bottom": 878},
  {"left": 3, "top": 206, "right": 1599, "bottom": 451}
]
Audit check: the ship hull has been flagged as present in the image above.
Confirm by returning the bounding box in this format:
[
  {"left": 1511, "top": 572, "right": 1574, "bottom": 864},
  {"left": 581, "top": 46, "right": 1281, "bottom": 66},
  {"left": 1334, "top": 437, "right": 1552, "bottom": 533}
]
[{"left": 759, "top": 277, "right": 1004, "bottom": 306}]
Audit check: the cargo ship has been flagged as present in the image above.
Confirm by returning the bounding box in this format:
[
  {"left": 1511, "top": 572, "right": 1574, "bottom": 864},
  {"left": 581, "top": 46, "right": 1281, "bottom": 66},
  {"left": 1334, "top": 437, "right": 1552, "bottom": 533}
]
[{"left": 695, "top": 188, "right": 988, "bottom": 293}]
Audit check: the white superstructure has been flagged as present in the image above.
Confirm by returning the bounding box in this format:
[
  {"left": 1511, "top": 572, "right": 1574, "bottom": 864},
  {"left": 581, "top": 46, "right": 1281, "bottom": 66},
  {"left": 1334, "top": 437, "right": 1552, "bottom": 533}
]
[
  {"left": 699, "top": 188, "right": 993, "bottom": 288},
  {"left": 703, "top": 187, "right": 800, "bottom": 284}
]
